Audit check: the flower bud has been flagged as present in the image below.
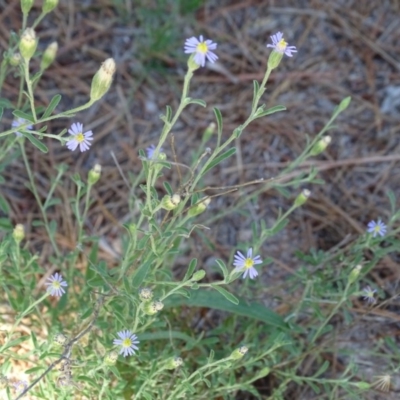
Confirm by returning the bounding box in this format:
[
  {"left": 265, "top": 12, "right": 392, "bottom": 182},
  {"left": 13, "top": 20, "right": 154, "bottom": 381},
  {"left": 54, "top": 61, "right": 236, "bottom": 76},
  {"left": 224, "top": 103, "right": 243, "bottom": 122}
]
[
  {"left": 42, "top": 0, "right": 58, "bottom": 13},
  {"left": 294, "top": 189, "right": 310, "bottom": 208},
  {"left": 21, "top": 0, "right": 33, "bottom": 15},
  {"left": 202, "top": 122, "right": 216, "bottom": 143},
  {"left": 53, "top": 332, "right": 68, "bottom": 346},
  {"left": 352, "top": 381, "right": 371, "bottom": 390},
  {"left": 267, "top": 50, "right": 284, "bottom": 70},
  {"left": 88, "top": 163, "right": 101, "bottom": 185},
  {"left": 10, "top": 53, "right": 22, "bottom": 67},
  {"left": 230, "top": 345, "right": 248, "bottom": 360},
  {"left": 40, "top": 41, "right": 58, "bottom": 71},
  {"left": 13, "top": 224, "right": 25, "bottom": 243},
  {"left": 0, "top": 374, "right": 8, "bottom": 389},
  {"left": 187, "top": 54, "right": 200, "bottom": 72},
  {"left": 139, "top": 287, "right": 153, "bottom": 301},
  {"left": 104, "top": 350, "right": 119, "bottom": 366},
  {"left": 165, "top": 356, "right": 183, "bottom": 369},
  {"left": 19, "top": 28, "right": 37, "bottom": 60},
  {"left": 188, "top": 197, "right": 210, "bottom": 217},
  {"left": 90, "top": 58, "right": 116, "bottom": 102},
  {"left": 143, "top": 300, "right": 164, "bottom": 315},
  {"left": 348, "top": 264, "right": 362, "bottom": 285},
  {"left": 161, "top": 194, "right": 181, "bottom": 211},
  {"left": 310, "top": 136, "right": 331, "bottom": 156},
  {"left": 192, "top": 269, "right": 206, "bottom": 281}
]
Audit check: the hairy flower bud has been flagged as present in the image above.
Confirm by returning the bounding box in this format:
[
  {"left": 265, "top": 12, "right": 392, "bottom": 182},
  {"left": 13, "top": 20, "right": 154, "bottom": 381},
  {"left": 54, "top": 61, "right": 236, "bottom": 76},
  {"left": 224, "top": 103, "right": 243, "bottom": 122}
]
[
  {"left": 348, "top": 264, "right": 362, "bottom": 285},
  {"left": 13, "top": 224, "right": 25, "bottom": 243},
  {"left": 90, "top": 58, "right": 116, "bottom": 102},
  {"left": 10, "top": 53, "right": 22, "bottom": 67},
  {"left": 161, "top": 194, "right": 181, "bottom": 211},
  {"left": 139, "top": 287, "right": 153, "bottom": 301},
  {"left": 19, "top": 28, "right": 37, "bottom": 60},
  {"left": 53, "top": 332, "right": 68, "bottom": 346},
  {"left": 21, "top": 0, "right": 33, "bottom": 15},
  {"left": 202, "top": 122, "right": 216, "bottom": 143},
  {"left": 310, "top": 136, "right": 331, "bottom": 156},
  {"left": 104, "top": 350, "right": 119, "bottom": 366},
  {"left": 165, "top": 356, "right": 183, "bottom": 370},
  {"left": 230, "top": 345, "right": 248, "bottom": 360},
  {"left": 188, "top": 197, "right": 210, "bottom": 217},
  {"left": 294, "top": 189, "right": 310, "bottom": 208},
  {"left": 192, "top": 269, "right": 206, "bottom": 281},
  {"left": 42, "top": 0, "right": 58, "bottom": 14},
  {"left": 143, "top": 300, "right": 164, "bottom": 315},
  {"left": 88, "top": 163, "right": 101, "bottom": 185},
  {"left": 40, "top": 41, "right": 58, "bottom": 71}
]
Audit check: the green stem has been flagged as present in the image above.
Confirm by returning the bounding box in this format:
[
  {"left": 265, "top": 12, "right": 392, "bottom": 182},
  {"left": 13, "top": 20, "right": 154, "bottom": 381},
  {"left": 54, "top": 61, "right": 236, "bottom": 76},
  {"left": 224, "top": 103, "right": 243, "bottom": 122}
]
[{"left": 23, "top": 60, "right": 37, "bottom": 122}]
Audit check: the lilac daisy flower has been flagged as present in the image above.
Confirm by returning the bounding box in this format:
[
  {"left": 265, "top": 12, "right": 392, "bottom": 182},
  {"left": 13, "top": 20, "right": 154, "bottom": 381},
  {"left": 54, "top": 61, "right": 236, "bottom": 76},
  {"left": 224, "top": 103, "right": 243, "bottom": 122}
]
[
  {"left": 113, "top": 330, "right": 139, "bottom": 357},
  {"left": 233, "top": 248, "right": 262, "bottom": 279},
  {"left": 66, "top": 122, "right": 93, "bottom": 152},
  {"left": 362, "top": 286, "right": 377, "bottom": 305},
  {"left": 146, "top": 144, "right": 163, "bottom": 159},
  {"left": 11, "top": 117, "right": 33, "bottom": 137},
  {"left": 267, "top": 32, "right": 297, "bottom": 57},
  {"left": 367, "top": 219, "right": 387, "bottom": 238},
  {"left": 184, "top": 35, "right": 218, "bottom": 67},
  {"left": 13, "top": 380, "right": 28, "bottom": 393},
  {"left": 45, "top": 272, "right": 68, "bottom": 297}
]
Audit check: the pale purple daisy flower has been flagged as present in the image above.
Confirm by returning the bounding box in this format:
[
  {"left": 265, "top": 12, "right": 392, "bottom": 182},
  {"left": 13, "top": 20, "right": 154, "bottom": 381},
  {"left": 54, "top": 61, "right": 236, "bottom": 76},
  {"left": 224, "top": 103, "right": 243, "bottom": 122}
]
[
  {"left": 146, "top": 144, "right": 163, "bottom": 159},
  {"left": 45, "top": 272, "right": 68, "bottom": 297},
  {"left": 267, "top": 32, "right": 297, "bottom": 57},
  {"left": 367, "top": 219, "right": 387, "bottom": 237},
  {"left": 184, "top": 35, "right": 218, "bottom": 67},
  {"left": 233, "top": 248, "right": 262, "bottom": 279},
  {"left": 362, "top": 286, "right": 377, "bottom": 305},
  {"left": 66, "top": 122, "right": 93, "bottom": 152},
  {"left": 11, "top": 117, "right": 33, "bottom": 137},
  {"left": 113, "top": 330, "right": 139, "bottom": 357},
  {"left": 13, "top": 380, "right": 28, "bottom": 393}
]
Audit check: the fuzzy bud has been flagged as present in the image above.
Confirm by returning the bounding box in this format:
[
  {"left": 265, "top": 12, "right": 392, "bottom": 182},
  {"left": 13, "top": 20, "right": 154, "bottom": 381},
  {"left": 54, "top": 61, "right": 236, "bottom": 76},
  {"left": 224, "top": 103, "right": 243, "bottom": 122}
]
[
  {"left": 294, "top": 189, "right": 310, "bottom": 208},
  {"left": 230, "top": 345, "right": 248, "bottom": 360},
  {"left": 90, "top": 58, "right": 116, "bottom": 102},
  {"left": 104, "top": 350, "right": 119, "bottom": 366},
  {"left": 310, "top": 136, "right": 331, "bottom": 156},
  {"left": 352, "top": 381, "right": 371, "bottom": 390},
  {"left": 21, "top": 0, "right": 33, "bottom": 15},
  {"left": 13, "top": 224, "right": 25, "bottom": 243},
  {"left": 10, "top": 53, "right": 22, "bottom": 67},
  {"left": 42, "top": 0, "right": 58, "bottom": 14},
  {"left": 88, "top": 164, "right": 101, "bottom": 185},
  {"left": 165, "top": 356, "right": 183, "bottom": 370},
  {"left": 348, "top": 264, "right": 362, "bottom": 285},
  {"left": 202, "top": 122, "right": 216, "bottom": 143},
  {"left": 267, "top": 50, "right": 284, "bottom": 70},
  {"left": 188, "top": 197, "right": 210, "bottom": 217},
  {"left": 53, "top": 332, "right": 68, "bottom": 346},
  {"left": 143, "top": 300, "right": 164, "bottom": 315},
  {"left": 192, "top": 269, "right": 206, "bottom": 281},
  {"left": 139, "top": 287, "right": 153, "bottom": 301},
  {"left": 161, "top": 194, "right": 181, "bottom": 211},
  {"left": 40, "top": 41, "right": 58, "bottom": 71},
  {"left": 19, "top": 28, "right": 37, "bottom": 60}
]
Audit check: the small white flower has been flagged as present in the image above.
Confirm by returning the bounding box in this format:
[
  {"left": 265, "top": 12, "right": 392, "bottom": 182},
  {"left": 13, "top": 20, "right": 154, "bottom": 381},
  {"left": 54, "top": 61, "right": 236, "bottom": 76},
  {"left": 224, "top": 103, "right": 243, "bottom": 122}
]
[
  {"left": 66, "top": 122, "right": 93, "bottom": 152},
  {"left": 184, "top": 35, "right": 218, "bottom": 67},
  {"left": 11, "top": 117, "right": 33, "bottom": 137},
  {"left": 13, "top": 380, "right": 28, "bottom": 393},
  {"left": 45, "top": 273, "right": 68, "bottom": 297},
  {"left": 113, "top": 330, "right": 139, "bottom": 357},
  {"left": 233, "top": 248, "right": 262, "bottom": 279},
  {"left": 267, "top": 32, "right": 297, "bottom": 57}
]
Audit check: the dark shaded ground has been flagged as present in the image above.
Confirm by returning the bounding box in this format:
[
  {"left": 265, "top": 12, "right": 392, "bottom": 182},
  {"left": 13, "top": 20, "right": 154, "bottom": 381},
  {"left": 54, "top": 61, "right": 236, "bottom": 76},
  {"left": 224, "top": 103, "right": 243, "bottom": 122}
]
[{"left": 1, "top": 0, "right": 400, "bottom": 398}]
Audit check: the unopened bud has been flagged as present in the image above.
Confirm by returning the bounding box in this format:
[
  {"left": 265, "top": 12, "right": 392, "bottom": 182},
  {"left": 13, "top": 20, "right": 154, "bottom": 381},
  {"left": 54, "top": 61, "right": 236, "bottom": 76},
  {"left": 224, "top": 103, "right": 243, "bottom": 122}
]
[
  {"left": 10, "top": 53, "right": 22, "bottom": 67},
  {"left": 188, "top": 197, "right": 210, "bottom": 217},
  {"left": 310, "top": 136, "right": 331, "bottom": 156},
  {"left": 53, "top": 332, "right": 68, "bottom": 346},
  {"left": 90, "top": 58, "right": 116, "bottom": 102},
  {"left": 104, "top": 350, "right": 119, "bottom": 366},
  {"left": 267, "top": 50, "right": 284, "bottom": 70},
  {"left": 13, "top": 224, "right": 25, "bottom": 242},
  {"left": 192, "top": 269, "right": 206, "bottom": 281},
  {"left": 143, "top": 300, "right": 164, "bottom": 315},
  {"left": 88, "top": 163, "right": 101, "bottom": 185},
  {"left": 348, "top": 264, "right": 362, "bottom": 285},
  {"left": 165, "top": 356, "right": 183, "bottom": 369},
  {"left": 294, "top": 189, "right": 310, "bottom": 207},
  {"left": 187, "top": 54, "right": 200, "bottom": 72},
  {"left": 40, "top": 41, "right": 58, "bottom": 71},
  {"left": 0, "top": 374, "right": 8, "bottom": 389},
  {"left": 42, "top": 0, "right": 58, "bottom": 14},
  {"left": 230, "top": 346, "right": 248, "bottom": 360},
  {"left": 21, "top": 0, "right": 33, "bottom": 14},
  {"left": 139, "top": 287, "right": 153, "bottom": 301},
  {"left": 161, "top": 194, "right": 181, "bottom": 211},
  {"left": 352, "top": 381, "right": 371, "bottom": 390},
  {"left": 202, "top": 122, "right": 216, "bottom": 143},
  {"left": 19, "top": 28, "right": 37, "bottom": 60}
]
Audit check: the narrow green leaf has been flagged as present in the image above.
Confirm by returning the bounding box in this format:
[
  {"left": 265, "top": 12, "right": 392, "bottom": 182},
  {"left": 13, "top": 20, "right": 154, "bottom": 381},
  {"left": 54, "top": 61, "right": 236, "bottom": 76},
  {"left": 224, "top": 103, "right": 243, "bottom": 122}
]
[
  {"left": 186, "top": 98, "right": 206, "bottom": 107},
  {"left": 213, "top": 108, "right": 223, "bottom": 145},
  {"left": 131, "top": 260, "right": 153, "bottom": 289},
  {"left": 252, "top": 80, "right": 260, "bottom": 109},
  {"left": 163, "top": 181, "right": 173, "bottom": 196},
  {"left": 215, "top": 259, "right": 228, "bottom": 279},
  {"left": 164, "top": 289, "right": 289, "bottom": 330},
  {"left": 255, "top": 105, "right": 286, "bottom": 118},
  {"left": 203, "top": 147, "right": 236, "bottom": 174},
  {"left": 2, "top": 335, "right": 30, "bottom": 352},
  {"left": 0, "top": 196, "right": 10, "bottom": 213},
  {"left": 12, "top": 110, "right": 34, "bottom": 123},
  {"left": 0, "top": 107, "right": 3, "bottom": 121},
  {"left": 211, "top": 285, "right": 239, "bottom": 305},
  {"left": 0, "top": 98, "right": 14, "bottom": 108},
  {"left": 23, "top": 132, "right": 48, "bottom": 153},
  {"left": 42, "top": 94, "right": 61, "bottom": 118},
  {"left": 184, "top": 258, "right": 197, "bottom": 280}
]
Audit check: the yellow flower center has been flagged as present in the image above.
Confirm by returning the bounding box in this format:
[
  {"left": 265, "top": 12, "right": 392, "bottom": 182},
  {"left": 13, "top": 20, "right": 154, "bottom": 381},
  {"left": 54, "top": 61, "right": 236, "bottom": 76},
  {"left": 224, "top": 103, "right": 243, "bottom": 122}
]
[
  {"left": 374, "top": 226, "right": 381, "bottom": 232},
  {"left": 53, "top": 281, "right": 61, "bottom": 289},
  {"left": 276, "top": 38, "right": 288, "bottom": 51},
  {"left": 122, "top": 338, "right": 132, "bottom": 348},
  {"left": 196, "top": 42, "right": 208, "bottom": 54},
  {"left": 244, "top": 258, "right": 254, "bottom": 269},
  {"left": 76, "top": 132, "right": 85, "bottom": 143}
]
